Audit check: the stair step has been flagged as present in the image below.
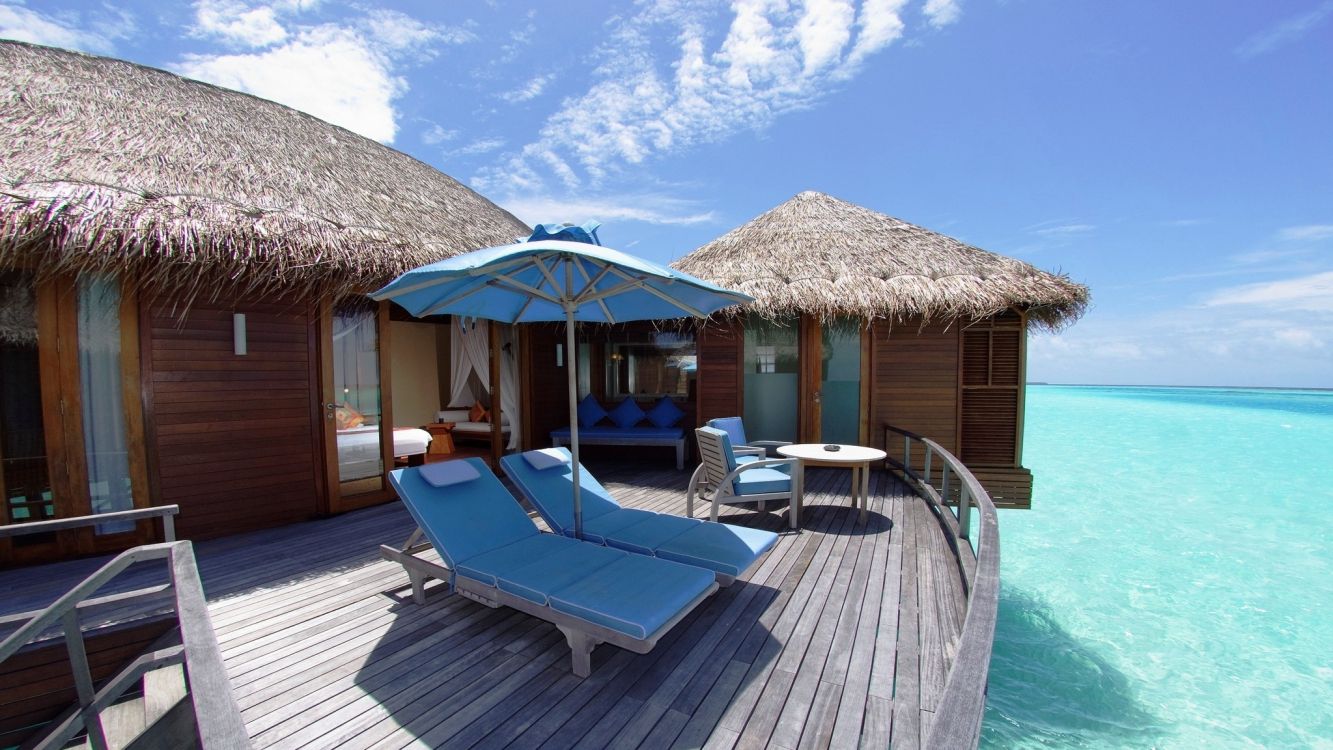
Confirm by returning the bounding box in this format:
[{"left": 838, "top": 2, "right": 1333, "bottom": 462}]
[{"left": 143, "top": 664, "right": 187, "bottom": 719}]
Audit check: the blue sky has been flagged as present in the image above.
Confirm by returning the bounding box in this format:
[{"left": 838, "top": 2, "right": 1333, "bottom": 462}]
[{"left": 3, "top": 0, "right": 1331, "bottom": 387}]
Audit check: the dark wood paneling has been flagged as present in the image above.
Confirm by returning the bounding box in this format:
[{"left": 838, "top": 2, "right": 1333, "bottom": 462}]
[
  {"left": 697, "top": 319, "right": 743, "bottom": 425},
  {"left": 144, "top": 297, "right": 320, "bottom": 539},
  {"left": 870, "top": 318, "right": 960, "bottom": 460}
]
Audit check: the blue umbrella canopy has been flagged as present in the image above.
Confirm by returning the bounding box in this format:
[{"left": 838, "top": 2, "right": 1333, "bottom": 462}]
[
  {"left": 372, "top": 238, "right": 751, "bottom": 324},
  {"left": 371, "top": 224, "right": 752, "bottom": 538}
]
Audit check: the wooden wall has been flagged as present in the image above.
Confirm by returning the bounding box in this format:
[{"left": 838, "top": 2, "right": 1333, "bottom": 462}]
[
  {"left": 870, "top": 318, "right": 960, "bottom": 455},
  {"left": 143, "top": 297, "right": 322, "bottom": 540},
  {"left": 696, "top": 320, "right": 744, "bottom": 425},
  {"left": 521, "top": 324, "right": 569, "bottom": 450}
]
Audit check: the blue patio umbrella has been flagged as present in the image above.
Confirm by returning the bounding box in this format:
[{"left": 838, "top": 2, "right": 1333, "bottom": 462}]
[{"left": 372, "top": 222, "right": 752, "bottom": 538}]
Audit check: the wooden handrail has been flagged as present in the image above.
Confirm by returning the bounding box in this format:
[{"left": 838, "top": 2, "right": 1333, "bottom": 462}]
[
  {"left": 883, "top": 424, "right": 1001, "bottom": 750},
  {"left": 0, "top": 541, "right": 248, "bottom": 749},
  {"left": 0, "top": 505, "right": 180, "bottom": 541}
]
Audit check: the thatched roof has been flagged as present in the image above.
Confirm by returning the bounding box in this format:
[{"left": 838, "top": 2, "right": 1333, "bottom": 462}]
[
  {"left": 673, "top": 191, "right": 1089, "bottom": 330},
  {"left": 0, "top": 41, "right": 528, "bottom": 302}
]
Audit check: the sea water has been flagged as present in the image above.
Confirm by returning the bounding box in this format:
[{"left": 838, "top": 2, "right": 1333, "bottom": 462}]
[{"left": 981, "top": 386, "right": 1333, "bottom": 749}]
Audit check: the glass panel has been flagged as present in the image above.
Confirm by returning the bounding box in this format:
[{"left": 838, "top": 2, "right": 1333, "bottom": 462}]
[
  {"left": 78, "top": 276, "right": 134, "bottom": 534},
  {"left": 743, "top": 315, "right": 799, "bottom": 443},
  {"left": 820, "top": 317, "right": 862, "bottom": 446},
  {"left": 0, "top": 272, "right": 54, "bottom": 528},
  {"left": 605, "top": 331, "right": 696, "bottom": 399},
  {"left": 333, "top": 303, "right": 383, "bottom": 485}
]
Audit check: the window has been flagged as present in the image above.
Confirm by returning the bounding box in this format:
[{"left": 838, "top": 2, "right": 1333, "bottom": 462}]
[{"left": 604, "top": 331, "right": 696, "bottom": 399}]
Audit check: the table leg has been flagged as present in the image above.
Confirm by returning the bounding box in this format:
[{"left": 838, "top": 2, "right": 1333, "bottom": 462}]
[
  {"left": 859, "top": 461, "right": 870, "bottom": 523},
  {"left": 795, "top": 460, "right": 805, "bottom": 527}
]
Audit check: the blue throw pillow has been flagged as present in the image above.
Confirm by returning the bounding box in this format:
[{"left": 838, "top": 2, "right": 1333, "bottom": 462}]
[
  {"left": 645, "top": 397, "right": 685, "bottom": 428},
  {"left": 577, "top": 394, "right": 608, "bottom": 428},
  {"left": 608, "top": 398, "right": 647, "bottom": 428}
]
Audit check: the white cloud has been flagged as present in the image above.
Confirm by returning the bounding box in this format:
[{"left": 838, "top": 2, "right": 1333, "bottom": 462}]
[
  {"left": 192, "top": 0, "right": 287, "bottom": 47},
  {"left": 1278, "top": 224, "right": 1333, "bottom": 242},
  {"left": 499, "top": 194, "right": 716, "bottom": 227},
  {"left": 1204, "top": 271, "right": 1333, "bottom": 312},
  {"left": 1236, "top": 0, "right": 1333, "bottom": 59},
  {"left": 499, "top": 73, "right": 555, "bottom": 103},
  {"left": 444, "top": 138, "right": 506, "bottom": 159},
  {"left": 923, "top": 0, "right": 962, "bottom": 28},
  {"left": 421, "top": 123, "right": 458, "bottom": 145},
  {"left": 473, "top": 0, "right": 924, "bottom": 195},
  {"left": 176, "top": 25, "right": 404, "bottom": 142},
  {"left": 1273, "top": 328, "right": 1325, "bottom": 349},
  {"left": 1034, "top": 223, "right": 1095, "bottom": 236},
  {"left": 175, "top": 5, "right": 467, "bottom": 144},
  {"left": 0, "top": 3, "right": 131, "bottom": 54}
]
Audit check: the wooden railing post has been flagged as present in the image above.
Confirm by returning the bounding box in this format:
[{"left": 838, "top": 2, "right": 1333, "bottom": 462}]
[
  {"left": 904, "top": 437, "right": 911, "bottom": 473},
  {"left": 924, "top": 446, "right": 933, "bottom": 489},
  {"left": 941, "top": 464, "right": 951, "bottom": 507},
  {"left": 959, "top": 483, "right": 972, "bottom": 540},
  {"left": 62, "top": 609, "right": 109, "bottom": 750}
]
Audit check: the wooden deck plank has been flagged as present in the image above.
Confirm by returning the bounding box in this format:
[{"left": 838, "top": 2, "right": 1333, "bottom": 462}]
[{"left": 1, "top": 461, "right": 986, "bottom": 750}]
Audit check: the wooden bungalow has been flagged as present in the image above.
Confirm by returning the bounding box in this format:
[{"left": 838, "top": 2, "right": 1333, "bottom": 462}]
[
  {"left": 666, "top": 191, "right": 1089, "bottom": 508},
  {"left": 0, "top": 41, "right": 528, "bottom": 566}
]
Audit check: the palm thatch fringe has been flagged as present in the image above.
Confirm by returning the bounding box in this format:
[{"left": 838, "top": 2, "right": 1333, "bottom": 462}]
[
  {"left": 0, "top": 41, "right": 528, "bottom": 305},
  {"left": 672, "top": 191, "right": 1089, "bottom": 331}
]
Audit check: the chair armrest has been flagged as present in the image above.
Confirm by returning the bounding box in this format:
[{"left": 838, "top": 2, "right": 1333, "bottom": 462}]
[
  {"left": 746, "top": 440, "right": 792, "bottom": 449},
  {"left": 720, "top": 457, "right": 797, "bottom": 489},
  {"left": 733, "top": 446, "right": 765, "bottom": 457}
]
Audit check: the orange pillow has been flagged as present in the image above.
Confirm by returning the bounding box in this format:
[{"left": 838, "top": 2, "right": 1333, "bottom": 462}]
[
  {"left": 469, "top": 402, "right": 490, "bottom": 423},
  {"left": 335, "top": 403, "right": 365, "bottom": 430}
]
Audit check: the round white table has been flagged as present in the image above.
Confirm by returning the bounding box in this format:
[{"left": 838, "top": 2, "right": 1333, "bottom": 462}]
[{"left": 776, "top": 444, "right": 888, "bottom": 524}]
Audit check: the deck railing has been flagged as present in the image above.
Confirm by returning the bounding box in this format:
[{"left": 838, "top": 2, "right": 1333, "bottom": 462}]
[
  {"left": 883, "top": 425, "right": 1000, "bottom": 750},
  {"left": 0, "top": 509, "right": 248, "bottom": 749}
]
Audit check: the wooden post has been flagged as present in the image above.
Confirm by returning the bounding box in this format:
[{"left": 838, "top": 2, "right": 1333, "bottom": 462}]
[{"left": 489, "top": 322, "right": 503, "bottom": 467}]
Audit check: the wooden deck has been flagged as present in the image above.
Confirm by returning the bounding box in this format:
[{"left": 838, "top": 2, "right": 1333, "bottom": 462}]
[{"left": 1, "top": 463, "right": 971, "bottom": 749}]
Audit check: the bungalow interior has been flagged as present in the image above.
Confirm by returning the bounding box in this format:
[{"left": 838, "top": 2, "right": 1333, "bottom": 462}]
[{"left": 0, "top": 262, "right": 1034, "bottom": 569}]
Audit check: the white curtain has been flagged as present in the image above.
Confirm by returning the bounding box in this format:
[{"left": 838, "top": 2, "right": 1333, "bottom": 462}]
[
  {"left": 78, "top": 277, "right": 133, "bottom": 534},
  {"left": 449, "top": 318, "right": 491, "bottom": 407},
  {"left": 500, "top": 325, "right": 521, "bottom": 450},
  {"left": 450, "top": 318, "right": 522, "bottom": 450}
]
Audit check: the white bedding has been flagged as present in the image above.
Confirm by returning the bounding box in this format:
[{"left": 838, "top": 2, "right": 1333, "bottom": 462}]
[{"left": 337, "top": 426, "right": 432, "bottom": 482}]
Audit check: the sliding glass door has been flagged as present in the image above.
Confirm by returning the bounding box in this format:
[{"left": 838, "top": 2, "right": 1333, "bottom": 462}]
[
  {"left": 321, "top": 299, "right": 393, "bottom": 512},
  {"left": 743, "top": 315, "right": 800, "bottom": 443}
]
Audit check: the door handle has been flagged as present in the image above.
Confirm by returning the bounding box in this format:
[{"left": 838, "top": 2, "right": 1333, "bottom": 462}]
[{"left": 813, "top": 391, "right": 821, "bottom": 404}]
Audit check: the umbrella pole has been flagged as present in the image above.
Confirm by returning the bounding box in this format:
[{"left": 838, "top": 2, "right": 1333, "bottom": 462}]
[{"left": 566, "top": 307, "right": 582, "bottom": 540}]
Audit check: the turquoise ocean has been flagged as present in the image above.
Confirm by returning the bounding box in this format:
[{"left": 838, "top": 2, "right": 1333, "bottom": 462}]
[{"left": 981, "top": 385, "right": 1333, "bottom": 749}]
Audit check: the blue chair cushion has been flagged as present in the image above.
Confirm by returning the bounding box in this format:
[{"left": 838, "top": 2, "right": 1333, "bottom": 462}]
[
  {"left": 548, "top": 554, "right": 715, "bottom": 639},
  {"left": 388, "top": 460, "right": 537, "bottom": 568},
  {"left": 494, "top": 542, "right": 628, "bottom": 604},
  {"left": 654, "top": 522, "right": 779, "bottom": 578},
  {"left": 733, "top": 467, "right": 791, "bottom": 496},
  {"left": 499, "top": 449, "right": 622, "bottom": 534},
  {"left": 645, "top": 397, "right": 685, "bottom": 428},
  {"left": 456, "top": 533, "right": 580, "bottom": 587},
  {"left": 419, "top": 460, "right": 481, "bottom": 487},
  {"left": 575, "top": 507, "right": 661, "bottom": 545},
  {"left": 577, "top": 394, "right": 609, "bottom": 428},
  {"left": 707, "top": 417, "right": 748, "bottom": 447},
  {"left": 735, "top": 454, "right": 791, "bottom": 475},
  {"left": 599, "top": 514, "right": 700, "bottom": 556},
  {"left": 607, "top": 398, "right": 647, "bottom": 428}
]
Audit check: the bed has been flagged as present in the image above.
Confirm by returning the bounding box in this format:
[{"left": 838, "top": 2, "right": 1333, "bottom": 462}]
[{"left": 337, "top": 425, "right": 432, "bottom": 481}]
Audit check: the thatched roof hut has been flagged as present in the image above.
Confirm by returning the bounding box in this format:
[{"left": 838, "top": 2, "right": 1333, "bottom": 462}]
[
  {"left": 0, "top": 41, "right": 528, "bottom": 302},
  {"left": 673, "top": 191, "right": 1088, "bottom": 330}
]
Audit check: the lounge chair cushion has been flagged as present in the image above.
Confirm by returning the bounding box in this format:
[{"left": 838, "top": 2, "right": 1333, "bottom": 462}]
[
  {"left": 389, "top": 461, "right": 537, "bottom": 568},
  {"left": 499, "top": 451, "right": 622, "bottom": 533},
  {"left": 419, "top": 460, "right": 481, "bottom": 488},
  {"left": 733, "top": 467, "right": 791, "bottom": 496},
  {"left": 654, "top": 522, "right": 780, "bottom": 578},
  {"left": 548, "top": 554, "right": 715, "bottom": 639},
  {"left": 577, "top": 394, "right": 609, "bottom": 428},
  {"left": 607, "top": 398, "right": 647, "bottom": 428},
  {"left": 575, "top": 507, "right": 661, "bottom": 545},
  {"left": 493, "top": 542, "right": 628, "bottom": 605},
  {"left": 523, "top": 448, "right": 570, "bottom": 471},
  {"left": 596, "top": 513, "right": 700, "bottom": 556},
  {"left": 645, "top": 397, "right": 685, "bottom": 428},
  {"left": 457, "top": 533, "right": 580, "bottom": 587}
]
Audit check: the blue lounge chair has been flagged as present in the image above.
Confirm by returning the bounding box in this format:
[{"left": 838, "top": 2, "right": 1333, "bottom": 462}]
[
  {"left": 499, "top": 448, "right": 779, "bottom": 586},
  {"left": 381, "top": 458, "right": 718, "bottom": 677},
  {"left": 689, "top": 426, "right": 800, "bottom": 529}
]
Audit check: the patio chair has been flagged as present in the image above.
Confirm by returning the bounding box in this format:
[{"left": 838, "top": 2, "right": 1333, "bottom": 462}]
[
  {"left": 689, "top": 426, "right": 799, "bottom": 529},
  {"left": 382, "top": 458, "right": 718, "bottom": 677},
  {"left": 500, "top": 448, "right": 778, "bottom": 586}
]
